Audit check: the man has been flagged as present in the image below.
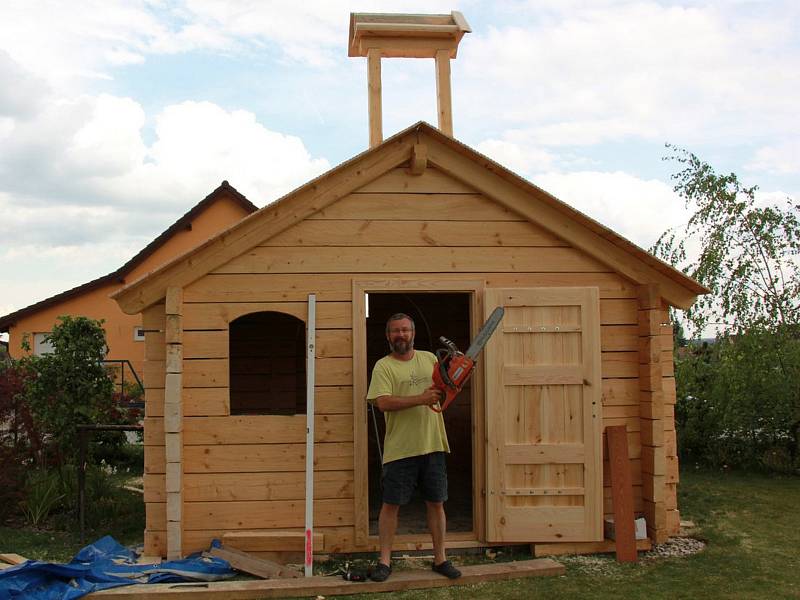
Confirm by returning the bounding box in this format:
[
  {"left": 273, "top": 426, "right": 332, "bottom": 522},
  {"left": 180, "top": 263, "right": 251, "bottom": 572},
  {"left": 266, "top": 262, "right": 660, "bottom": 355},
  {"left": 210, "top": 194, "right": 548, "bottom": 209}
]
[{"left": 366, "top": 312, "right": 461, "bottom": 582}]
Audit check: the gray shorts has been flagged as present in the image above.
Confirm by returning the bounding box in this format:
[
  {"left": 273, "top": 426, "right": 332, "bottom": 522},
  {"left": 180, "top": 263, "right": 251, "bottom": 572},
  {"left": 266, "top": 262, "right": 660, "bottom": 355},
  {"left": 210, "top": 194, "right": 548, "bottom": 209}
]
[{"left": 381, "top": 452, "right": 448, "bottom": 505}]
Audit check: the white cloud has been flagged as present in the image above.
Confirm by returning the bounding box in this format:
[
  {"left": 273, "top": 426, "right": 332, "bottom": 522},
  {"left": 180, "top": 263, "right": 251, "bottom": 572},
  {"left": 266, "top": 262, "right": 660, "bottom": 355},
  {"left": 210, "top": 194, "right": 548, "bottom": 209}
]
[
  {"left": 2, "top": 93, "right": 329, "bottom": 211},
  {"left": 532, "top": 170, "right": 690, "bottom": 251},
  {"left": 457, "top": 2, "right": 800, "bottom": 147},
  {"left": 474, "top": 138, "right": 557, "bottom": 174},
  {"left": 0, "top": 93, "right": 331, "bottom": 314},
  {"left": 142, "top": 101, "right": 330, "bottom": 201},
  {"left": 65, "top": 95, "right": 148, "bottom": 177},
  {"left": 746, "top": 142, "right": 800, "bottom": 175}
]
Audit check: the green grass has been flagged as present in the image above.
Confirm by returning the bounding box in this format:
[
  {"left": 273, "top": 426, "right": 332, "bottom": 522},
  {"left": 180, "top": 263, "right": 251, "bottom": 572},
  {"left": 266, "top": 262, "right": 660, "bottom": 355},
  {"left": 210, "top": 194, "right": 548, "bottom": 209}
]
[
  {"left": 0, "top": 472, "right": 144, "bottom": 563},
  {"left": 2, "top": 469, "right": 798, "bottom": 599},
  {"left": 329, "top": 468, "right": 800, "bottom": 600}
]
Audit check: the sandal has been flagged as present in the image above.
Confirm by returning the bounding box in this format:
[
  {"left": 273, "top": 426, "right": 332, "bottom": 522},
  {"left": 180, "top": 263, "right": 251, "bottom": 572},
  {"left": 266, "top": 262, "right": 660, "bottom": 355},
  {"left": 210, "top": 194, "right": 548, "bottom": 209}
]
[
  {"left": 432, "top": 560, "right": 462, "bottom": 579},
  {"left": 369, "top": 562, "right": 392, "bottom": 582}
]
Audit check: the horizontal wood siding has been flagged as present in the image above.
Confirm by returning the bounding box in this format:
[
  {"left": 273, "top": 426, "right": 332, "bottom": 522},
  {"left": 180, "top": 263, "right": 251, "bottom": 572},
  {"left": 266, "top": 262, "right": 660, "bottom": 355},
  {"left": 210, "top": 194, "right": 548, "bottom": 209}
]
[{"left": 143, "top": 166, "right": 663, "bottom": 553}]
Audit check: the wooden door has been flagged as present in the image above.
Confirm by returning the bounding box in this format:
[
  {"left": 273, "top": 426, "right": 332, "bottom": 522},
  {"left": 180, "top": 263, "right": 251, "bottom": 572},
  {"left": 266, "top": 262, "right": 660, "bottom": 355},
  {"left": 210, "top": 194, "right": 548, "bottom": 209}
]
[{"left": 484, "top": 287, "right": 603, "bottom": 542}]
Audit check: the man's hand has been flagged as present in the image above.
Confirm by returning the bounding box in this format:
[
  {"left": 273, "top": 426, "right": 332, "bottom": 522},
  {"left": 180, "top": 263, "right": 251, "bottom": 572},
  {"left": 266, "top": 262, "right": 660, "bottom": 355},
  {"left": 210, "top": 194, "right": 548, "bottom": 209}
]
[{"left": 418, "top": 386, "right": 443, "bottom": 406}]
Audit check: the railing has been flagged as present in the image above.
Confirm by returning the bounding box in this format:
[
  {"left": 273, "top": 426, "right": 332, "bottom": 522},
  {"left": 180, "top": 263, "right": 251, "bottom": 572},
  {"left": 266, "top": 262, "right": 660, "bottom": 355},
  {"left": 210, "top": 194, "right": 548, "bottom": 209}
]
[
  {"left": 102, "top": 359, "right": 145, "bottom": 409},
  {"left": 76, "top": 424, "right": 144, "bottom": 543}
]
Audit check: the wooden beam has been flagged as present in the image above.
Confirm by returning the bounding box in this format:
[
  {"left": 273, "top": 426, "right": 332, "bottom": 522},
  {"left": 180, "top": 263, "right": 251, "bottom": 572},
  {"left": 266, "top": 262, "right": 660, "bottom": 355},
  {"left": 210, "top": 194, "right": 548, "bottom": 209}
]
[
  {"left": 207, "top": 546, "right": 301, "bottom": 579},
  {"left": 87, "top": 558, "right": 564, "bottom": 599},
  {"left": 367, "top": 48, "right": 382, "bottom": 148},
  {"left": 0, "top": 553, "right": 28, "bottom": 565},
  {"left": 165, "top": 286, "right": 184, "bottom": 561},
  {"left": 409, "top": 143, "right": 427, "bottom": 175},
  {"left": 606, "top": 425, "right": 638, "bottom": 563},
  {"left": 355, "top": 22, "right": 460, "bottom": 35},
  {"left": 435, "top": 49, "right": 453, "bottom": 136}
]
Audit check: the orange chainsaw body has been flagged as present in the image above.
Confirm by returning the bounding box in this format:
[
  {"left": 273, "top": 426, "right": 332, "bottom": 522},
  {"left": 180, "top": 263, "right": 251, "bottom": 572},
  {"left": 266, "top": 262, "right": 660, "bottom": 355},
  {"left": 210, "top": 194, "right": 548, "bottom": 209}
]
[
  {"left": 430, "top": 352, "right": 475, "bottom": 413},
  {"left": 428, "top": 307, "right": 505, "bottom": 413}
]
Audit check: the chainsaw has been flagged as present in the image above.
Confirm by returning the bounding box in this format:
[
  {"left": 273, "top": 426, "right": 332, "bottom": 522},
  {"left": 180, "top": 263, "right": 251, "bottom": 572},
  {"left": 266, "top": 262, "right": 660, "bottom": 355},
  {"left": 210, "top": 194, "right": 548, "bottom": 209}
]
[{"left": 430, "top": 306, "right": 505, "bottom": 412}]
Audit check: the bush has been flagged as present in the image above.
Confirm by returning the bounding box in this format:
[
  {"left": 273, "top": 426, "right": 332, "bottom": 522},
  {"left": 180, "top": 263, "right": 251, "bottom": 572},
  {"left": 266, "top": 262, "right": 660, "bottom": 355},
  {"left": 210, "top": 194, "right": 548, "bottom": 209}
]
[
  {"left": 20, "top": 469, "right": 65, "bottom": 528},
  {"left": 22, "top": 316, "right": 136, "bottom": 466},
  {"left": 0, "top": 360, "right": 42, "bottom": 524},
  {"left": 676, "top": 329, "right": 800, "bottom": 473}
]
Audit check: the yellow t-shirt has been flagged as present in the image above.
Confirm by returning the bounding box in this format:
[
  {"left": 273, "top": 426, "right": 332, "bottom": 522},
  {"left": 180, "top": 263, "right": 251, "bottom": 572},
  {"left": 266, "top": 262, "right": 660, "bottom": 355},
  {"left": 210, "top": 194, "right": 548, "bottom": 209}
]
[{"left": 366, "top": 350, "right": 450, "bottom": 464}]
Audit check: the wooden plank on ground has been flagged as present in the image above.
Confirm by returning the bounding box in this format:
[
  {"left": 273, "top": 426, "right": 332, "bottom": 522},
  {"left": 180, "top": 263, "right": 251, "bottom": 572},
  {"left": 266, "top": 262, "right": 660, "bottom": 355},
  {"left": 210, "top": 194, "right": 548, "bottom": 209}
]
[
  {"left": 0, "top": 553, "right": 28, "bottom": 565},
  {"left": 207, "top": 546, "right": 301, "bottom": 579},
  {"left": 87, "top": 558, "right": 565, "bottom": 599},
  {"left": 606, "top": 425, "right": 638, "bottom": 563}
]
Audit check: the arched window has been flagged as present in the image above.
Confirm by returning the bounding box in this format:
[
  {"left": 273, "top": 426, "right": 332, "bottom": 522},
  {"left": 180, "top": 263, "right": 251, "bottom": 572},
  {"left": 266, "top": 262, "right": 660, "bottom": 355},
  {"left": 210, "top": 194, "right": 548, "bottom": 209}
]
[{"left": 229, "top": 311, "right": 306, "bottom": 415}]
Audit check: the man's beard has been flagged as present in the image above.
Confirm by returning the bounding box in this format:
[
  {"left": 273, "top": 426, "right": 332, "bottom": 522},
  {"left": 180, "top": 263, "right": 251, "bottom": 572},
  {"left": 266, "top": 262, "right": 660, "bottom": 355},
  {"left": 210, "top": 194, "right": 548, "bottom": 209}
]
[{"left": 390, "top": 339, "right": 413, "bottom": 354}]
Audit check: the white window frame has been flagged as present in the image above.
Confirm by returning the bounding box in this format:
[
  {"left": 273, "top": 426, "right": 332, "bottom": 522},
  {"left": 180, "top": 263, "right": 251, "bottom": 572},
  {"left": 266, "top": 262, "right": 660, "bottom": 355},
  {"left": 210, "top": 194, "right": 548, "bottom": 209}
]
[{"left": 33, "top": 332, "right": 54, "bottom": 356}]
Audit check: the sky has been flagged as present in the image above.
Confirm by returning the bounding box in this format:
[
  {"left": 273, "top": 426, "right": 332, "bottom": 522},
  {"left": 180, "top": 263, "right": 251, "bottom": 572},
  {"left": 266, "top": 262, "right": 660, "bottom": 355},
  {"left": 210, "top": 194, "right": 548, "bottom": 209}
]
[{"left": 1, "top": 0, "right": 799, "bottom": 342}]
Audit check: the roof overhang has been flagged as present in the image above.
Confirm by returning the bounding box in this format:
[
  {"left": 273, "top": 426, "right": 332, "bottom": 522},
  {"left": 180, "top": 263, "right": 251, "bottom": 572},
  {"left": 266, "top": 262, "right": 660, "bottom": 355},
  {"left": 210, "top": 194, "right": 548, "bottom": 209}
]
[{"left": 113, "top": 122, "right": 708, "bottom": 315}]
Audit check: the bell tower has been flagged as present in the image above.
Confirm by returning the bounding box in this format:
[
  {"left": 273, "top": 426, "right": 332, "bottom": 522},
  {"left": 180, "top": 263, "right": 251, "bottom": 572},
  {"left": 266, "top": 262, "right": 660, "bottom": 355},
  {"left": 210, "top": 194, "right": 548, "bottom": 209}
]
[{"left": 348, "top": 11, "right": 471, "bottom": 147}]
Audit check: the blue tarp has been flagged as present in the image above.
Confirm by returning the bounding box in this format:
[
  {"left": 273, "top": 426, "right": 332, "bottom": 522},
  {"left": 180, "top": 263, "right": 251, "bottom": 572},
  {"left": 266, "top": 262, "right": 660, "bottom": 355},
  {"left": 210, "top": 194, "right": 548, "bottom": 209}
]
[{"left": 0, "top": 536, "right": 235, "bottom": 599}]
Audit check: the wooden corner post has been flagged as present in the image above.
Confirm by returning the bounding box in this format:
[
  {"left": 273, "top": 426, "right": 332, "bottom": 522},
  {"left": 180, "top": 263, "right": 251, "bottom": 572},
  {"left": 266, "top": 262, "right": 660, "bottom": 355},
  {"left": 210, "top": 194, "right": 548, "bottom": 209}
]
[
  {"left": 349, "top": 11, "right": 471, "bottom": 146},
  {"left": 637, "top": 284, "right": 668, "bottom": 543},
  {"left": 164, "top": 286, "right": 184, "bottom": 559}
]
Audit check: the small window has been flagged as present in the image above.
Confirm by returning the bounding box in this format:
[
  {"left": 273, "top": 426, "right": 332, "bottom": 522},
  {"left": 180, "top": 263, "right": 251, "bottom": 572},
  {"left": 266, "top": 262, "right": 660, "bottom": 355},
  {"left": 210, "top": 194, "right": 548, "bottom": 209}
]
[
  {"left": 133, "top": 326, "right": 145, "bottom": 341},
  {"left": 229, "top": 311, "right": 306, "bottom": 415},
  {"left": 33, "top": 332, "right": 54, "bottom": 356}
]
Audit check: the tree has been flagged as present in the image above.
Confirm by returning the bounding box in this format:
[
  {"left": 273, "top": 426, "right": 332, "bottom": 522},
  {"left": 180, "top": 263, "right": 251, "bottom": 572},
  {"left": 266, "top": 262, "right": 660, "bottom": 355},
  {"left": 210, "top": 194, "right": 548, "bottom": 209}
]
[
  {"left": 653, "top": 145, "right": 800, "bottom": 336},
  {"left": 23, "top": 315, "right": 117, "bottom": 466},
  {"left": 653, "top": 147, "right": 800, "bottom": 469}
]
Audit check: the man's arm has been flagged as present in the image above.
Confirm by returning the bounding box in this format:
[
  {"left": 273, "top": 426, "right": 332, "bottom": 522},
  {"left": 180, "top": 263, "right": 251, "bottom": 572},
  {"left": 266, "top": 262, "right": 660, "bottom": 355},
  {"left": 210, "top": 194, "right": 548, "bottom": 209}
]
[{"left": 375, "top": 386, "right": 442, "bottom": 412}]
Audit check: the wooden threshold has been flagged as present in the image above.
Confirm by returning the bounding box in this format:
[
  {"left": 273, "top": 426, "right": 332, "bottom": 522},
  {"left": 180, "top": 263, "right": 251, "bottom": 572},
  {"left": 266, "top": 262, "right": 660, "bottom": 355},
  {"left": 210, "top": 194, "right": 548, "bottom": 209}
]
[
  {"left": 88, "top": 558, "right": 564, "bottom": 599},
  {"left": 534, "top": 538, "right": 651, "bottom": 557},
  {"left": 364, "top": 531, "right": 480, "bottom": 552}
]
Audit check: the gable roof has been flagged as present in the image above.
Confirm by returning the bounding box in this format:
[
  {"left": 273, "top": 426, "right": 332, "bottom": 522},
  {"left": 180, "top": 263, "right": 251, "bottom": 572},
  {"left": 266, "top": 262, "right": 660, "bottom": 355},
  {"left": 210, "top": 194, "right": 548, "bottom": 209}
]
[
  {"left": 0, "top": 181, "right": 257, "bottom": 331},
  {"left": 113, "top": 122, "right": 708, "bottom": 314}
]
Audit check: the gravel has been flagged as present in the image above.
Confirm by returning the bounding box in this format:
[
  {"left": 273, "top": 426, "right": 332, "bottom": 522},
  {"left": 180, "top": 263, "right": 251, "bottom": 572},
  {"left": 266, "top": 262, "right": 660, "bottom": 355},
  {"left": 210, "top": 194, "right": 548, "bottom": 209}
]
[
  {"left": 643, "top": 536, "right": 706, "bottom": 559},
  {"left": 558, "top": 536, "right": 706, "bottom": 577}
]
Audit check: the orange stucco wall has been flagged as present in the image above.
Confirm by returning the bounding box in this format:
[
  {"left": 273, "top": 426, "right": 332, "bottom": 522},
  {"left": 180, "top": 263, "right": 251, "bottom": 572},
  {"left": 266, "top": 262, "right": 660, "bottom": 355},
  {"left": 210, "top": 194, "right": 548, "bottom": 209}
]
[{"left": 7, "top": 193, "right": 253, "bottom": 378}]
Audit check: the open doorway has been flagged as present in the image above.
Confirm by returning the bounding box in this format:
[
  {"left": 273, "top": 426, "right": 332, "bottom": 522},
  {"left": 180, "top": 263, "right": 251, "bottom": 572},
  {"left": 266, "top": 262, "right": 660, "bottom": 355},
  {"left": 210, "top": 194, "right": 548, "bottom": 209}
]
[{"left": 365, "top": 292, "right": 473, "bottom": 536}]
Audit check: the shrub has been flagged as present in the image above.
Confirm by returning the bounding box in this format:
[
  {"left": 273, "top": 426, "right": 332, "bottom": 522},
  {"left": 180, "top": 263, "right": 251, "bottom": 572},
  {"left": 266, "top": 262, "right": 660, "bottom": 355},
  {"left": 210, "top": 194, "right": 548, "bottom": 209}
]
[
  {"left": 676, "top": 330, "right": 800, "bottom": 473},
  {"left": 23, "top": 316, "right": 119, "bottom": 466},
  {"left": 20, "top": 469, "right": 65, "bottom": 528}
]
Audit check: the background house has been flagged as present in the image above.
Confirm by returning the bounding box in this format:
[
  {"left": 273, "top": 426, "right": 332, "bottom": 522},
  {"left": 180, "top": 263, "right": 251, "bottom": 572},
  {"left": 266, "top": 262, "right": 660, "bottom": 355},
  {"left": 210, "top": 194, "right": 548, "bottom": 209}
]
[{"left": 0, "top": 181, "right": 257, "bottom": 382}]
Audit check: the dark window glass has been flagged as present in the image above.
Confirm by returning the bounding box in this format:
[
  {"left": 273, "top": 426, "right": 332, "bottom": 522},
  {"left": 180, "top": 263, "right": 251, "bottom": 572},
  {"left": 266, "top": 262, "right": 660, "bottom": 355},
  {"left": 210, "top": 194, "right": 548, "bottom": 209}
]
[{"left": 229, "top": 311, "right": 306, "bottom": 415}]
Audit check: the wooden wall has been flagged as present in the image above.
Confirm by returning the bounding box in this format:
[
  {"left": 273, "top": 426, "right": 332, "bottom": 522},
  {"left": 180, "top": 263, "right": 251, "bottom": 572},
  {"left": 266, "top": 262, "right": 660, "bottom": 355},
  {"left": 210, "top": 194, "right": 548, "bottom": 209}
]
[{"left": 140, "top": 165, "right": 680, "bottom": 555}]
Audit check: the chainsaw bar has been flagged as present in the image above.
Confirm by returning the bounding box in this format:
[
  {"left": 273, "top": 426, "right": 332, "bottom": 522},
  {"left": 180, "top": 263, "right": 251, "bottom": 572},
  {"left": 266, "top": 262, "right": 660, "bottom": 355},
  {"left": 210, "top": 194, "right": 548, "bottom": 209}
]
[{"left": 465, "top": 306, "right": 505, "bottom": 360}]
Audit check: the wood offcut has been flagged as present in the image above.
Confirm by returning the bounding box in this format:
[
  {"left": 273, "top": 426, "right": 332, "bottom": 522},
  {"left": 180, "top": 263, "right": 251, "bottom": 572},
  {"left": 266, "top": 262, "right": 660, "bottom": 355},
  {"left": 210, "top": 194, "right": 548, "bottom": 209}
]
[{"left": 206, "top": 546, "right": 301, "bottom": 579}]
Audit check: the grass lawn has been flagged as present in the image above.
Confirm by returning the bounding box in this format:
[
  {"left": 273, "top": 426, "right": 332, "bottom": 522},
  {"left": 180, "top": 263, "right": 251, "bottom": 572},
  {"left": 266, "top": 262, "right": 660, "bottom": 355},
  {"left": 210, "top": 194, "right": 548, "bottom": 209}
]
[
  {"left": 2, "top": 468, "right": 798, "bottom": 599},
  {"left": 331, "top": 468, "right": 800, "bottom": 600},
  {"left": 0, "top": 472, "right": 144, "bottom": 564}
]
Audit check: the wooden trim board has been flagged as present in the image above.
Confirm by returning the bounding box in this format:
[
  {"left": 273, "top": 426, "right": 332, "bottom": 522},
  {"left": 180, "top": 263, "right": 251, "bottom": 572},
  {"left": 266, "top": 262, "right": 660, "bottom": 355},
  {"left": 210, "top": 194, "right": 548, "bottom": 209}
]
[
  {"left": 351, "top": 278, "right": 485, "bottom": 547},
  {"left": 534, "top": 538, "right": 651, "bottom": 557},
  {"left": 87, "top": 558, "right": 564, "bottom": 599}
]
